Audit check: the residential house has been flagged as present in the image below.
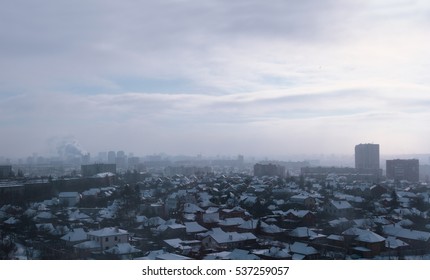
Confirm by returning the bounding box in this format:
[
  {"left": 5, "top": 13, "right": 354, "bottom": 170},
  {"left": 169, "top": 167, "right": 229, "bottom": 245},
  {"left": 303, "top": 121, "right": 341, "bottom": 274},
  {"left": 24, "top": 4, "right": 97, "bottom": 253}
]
[
  {"left": 201, "top": 228, "right": 257, "bottom": 250},
  {"left": 325, "top": 200, "right": 353, "bottom": 217},
  {"left": 289, "top": 194, "right": 316, "bottom": 209},
  {"left": 58, "top": 192, "right": 80, "bottom": 207},
  {"left": 86, "top": 227, "right": 129, "bottom": 251}
]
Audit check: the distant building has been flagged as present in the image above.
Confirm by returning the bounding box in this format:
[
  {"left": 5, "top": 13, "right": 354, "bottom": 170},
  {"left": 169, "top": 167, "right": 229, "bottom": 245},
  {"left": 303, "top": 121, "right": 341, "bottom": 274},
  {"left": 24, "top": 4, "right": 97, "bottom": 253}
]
[
  {"left": 81, "top": 163, "right": 116, "bottom": 177},
  {"left": 354, "top": 143, "right": 381, "bottom": 179},
  {"left": 254, "top": 163, "right": 285, "bottom": 177},
  {"left": 386, "top": 159, "right": 419, "bottom": 182},
  {"left": 355, "top": 143, "right": 380, "bottom": 170},
  {"left": 107, "top": 151, "right": 116, "bottom": 164},
  {"left": 300, "top": 166, "right": 379, "bottom": 182},
  {"left": 0, "top": 165, "right": 12, "bottom": 179}
]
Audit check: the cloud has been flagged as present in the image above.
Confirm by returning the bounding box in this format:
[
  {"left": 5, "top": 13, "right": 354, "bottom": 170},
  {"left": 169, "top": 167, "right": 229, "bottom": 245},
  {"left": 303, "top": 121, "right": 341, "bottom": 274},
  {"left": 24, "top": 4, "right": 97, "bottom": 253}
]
[{"left": 1, "top": 1, "right": 430, "bottom": 157}]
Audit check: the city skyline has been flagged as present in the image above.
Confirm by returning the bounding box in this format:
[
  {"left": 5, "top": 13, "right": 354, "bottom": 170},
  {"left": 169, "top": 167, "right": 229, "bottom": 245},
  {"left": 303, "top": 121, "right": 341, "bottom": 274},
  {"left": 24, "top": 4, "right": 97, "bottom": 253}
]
[{"left": 1, "top": 1, "right": 430, "bottom": 158}]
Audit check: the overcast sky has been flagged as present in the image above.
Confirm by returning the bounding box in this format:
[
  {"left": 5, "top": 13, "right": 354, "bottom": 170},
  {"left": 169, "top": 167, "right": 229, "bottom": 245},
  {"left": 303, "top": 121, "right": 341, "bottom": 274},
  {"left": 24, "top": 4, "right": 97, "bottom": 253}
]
[{"left": 1, "top": 0, "right": 430, "bottom": 159}]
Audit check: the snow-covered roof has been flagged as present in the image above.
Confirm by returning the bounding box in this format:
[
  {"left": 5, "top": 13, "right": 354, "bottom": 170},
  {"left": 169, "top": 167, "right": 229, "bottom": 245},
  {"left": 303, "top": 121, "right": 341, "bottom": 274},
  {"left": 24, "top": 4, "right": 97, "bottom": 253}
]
[
  {"left": 88, "top": 227, "right": 128, "bottom": 237},
  {"left": 289, "top": 242, "right": 318, "bottom": 256},
  {"left": 355, "top": 230, "right": 385, "bottom": 243},
  {"left": 183, "top": 203, "right": 203, "bottom": 213},
  {"left": 262, "top": 224, "right": 284, "bottom": 234},
  {"left": 218, "top": 217, "right": 245, "bottom": 227},
  {"left": 289, "top": 227, "right": 318, "bottom": 238},
  {"left": 224, "top": 249, "right": 260, "bottom": 260},
  {"left": 329, "top": 200, "right": 353, "bottom": 209},
  {"left": 184, "top": 222, "right": 207, "bottom": 233},
  {"left": 61, "top": 228, "right": 87, "bottom": 242},
  {"left": 342, "top": 227, "right": 366, "bottom": 236},
  {"left": 253, "top": 247, "right": 291, "bottom": 259},
  {"left": 383, "top": 225, "right": 430, "bottom": 241},
  {"left": 385, "top": 236, "right": 409, "bottom": 249},
  {"left": 4, "top": 217, "right": 20, "bottom": 225},
  {"left": 205, "top": 228, "right": 256, "bottom": 244}
]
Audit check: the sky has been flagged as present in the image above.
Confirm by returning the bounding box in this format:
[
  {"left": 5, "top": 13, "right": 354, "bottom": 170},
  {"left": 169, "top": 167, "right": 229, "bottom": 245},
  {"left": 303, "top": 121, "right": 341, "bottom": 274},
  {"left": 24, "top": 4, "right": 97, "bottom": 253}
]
[{"left": 1, "top": 0, "right": 430, "bottom": 159}]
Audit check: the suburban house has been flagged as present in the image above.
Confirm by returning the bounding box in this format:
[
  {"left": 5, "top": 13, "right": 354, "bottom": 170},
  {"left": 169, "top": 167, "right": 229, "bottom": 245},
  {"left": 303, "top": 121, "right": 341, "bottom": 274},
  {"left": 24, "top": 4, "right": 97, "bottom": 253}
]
[
  {"left": 325, "top": 200, "right": 353, "bottom": 217},
  {"left": 201, "top": 228, "right": 257, "bottom": 250},
  {"left": 86, "top": 227, "right": 129, "bottom": 251},
  {"left": 58, "top": 192, "right": 80, "bottom": 207},
  {"left": 289, "top": 194, "right": 316, "bottom": 209}
]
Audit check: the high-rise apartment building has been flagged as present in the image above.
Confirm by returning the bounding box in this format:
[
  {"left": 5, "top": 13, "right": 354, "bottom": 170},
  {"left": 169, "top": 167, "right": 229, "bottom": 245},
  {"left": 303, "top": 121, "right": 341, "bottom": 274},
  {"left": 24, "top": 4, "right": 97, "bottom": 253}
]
[{"left": 355, "top": 143, "right": 380, "bottom": 171}]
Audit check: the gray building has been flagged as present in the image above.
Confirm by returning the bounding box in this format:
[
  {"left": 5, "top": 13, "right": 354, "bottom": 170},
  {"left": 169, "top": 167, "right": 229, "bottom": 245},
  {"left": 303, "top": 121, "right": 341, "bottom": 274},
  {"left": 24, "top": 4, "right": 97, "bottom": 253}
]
[
  {"left": 355, "top": 143, "right": 380, "bottom": 171},
  {"left": 386, "top": 159, "right": 419, "bottom": 182},
  {"left": 0, "top": 165, "right": 12, "bottom": 179}
]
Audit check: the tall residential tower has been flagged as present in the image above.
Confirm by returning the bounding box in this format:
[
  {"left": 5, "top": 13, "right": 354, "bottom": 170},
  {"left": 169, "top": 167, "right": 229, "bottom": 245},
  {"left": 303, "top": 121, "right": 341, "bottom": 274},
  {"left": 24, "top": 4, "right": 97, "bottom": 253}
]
[{"left": 355, "top": 143, "right": 381, "bottom": 181}]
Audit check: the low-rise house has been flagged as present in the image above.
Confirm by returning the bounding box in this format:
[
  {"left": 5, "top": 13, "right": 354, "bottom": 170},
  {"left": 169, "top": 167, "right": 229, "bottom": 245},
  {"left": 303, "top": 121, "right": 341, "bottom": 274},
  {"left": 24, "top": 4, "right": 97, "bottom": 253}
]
[
  {"left": 58, "top": 192, "right": 80, "bottom": 207},
  {"left": 201, "top": 228, "right": 257, "bottom": 250},
  {"left": 289, "top": 227, "right": 325, "bottom": 242},
  {"left": 104, "top": 243, "right": 142, "bottom": 259},
  {"left": 163, "top": 238, "right": 201, "bottom": 255},
  {"left": 289, "top": 242, "right": 319, "bottom": 260},
  {"left": 383, "top": 225, "right": 430, "bottom": 249},
  {"left": 283, "top": 209, "right": 316, "bottom": 226},
  {"left": 184, "top": 222, "right": 208, "bottom": 237},
  {"left": 252, "top": 246, "right": 292, "bottom": 260},
  {"left": 325, "top": 200, "right": 353, "bottom": 217},
  {"left": 289, "top": 194, "right": 316, "bottom": 209},
  {"left": 86, "top": 227, "right": 129, "bottom": 251},
  {"left": 61, "top": 228, "right": 88, "bottom": 246},
  {"left": 354, "top": 230, "right": 385, "bottom": 257}
]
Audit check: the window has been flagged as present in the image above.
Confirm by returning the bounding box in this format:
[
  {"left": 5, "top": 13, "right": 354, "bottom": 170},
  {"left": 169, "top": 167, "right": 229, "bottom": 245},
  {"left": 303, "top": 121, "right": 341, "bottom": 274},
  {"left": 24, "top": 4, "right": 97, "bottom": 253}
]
[
  {"left": 105, "top": 237, "right": 109, "bottom": 242},
  {"left": 114, "top": 236, "right": 118, "bottom": 241}
]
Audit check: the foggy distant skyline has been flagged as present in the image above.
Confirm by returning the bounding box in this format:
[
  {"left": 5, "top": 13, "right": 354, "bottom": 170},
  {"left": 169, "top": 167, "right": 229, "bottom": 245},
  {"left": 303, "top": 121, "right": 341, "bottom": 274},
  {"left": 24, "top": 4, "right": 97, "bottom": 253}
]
[{"left": 1, "top": 1, "right": 430, "bottom": 158}]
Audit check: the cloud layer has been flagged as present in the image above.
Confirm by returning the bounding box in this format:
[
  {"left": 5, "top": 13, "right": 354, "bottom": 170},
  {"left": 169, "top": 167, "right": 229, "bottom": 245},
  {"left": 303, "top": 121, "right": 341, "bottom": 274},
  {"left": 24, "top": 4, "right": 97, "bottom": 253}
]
[{"left": 1, "top": 1, "right": 430, "bottom": 157}]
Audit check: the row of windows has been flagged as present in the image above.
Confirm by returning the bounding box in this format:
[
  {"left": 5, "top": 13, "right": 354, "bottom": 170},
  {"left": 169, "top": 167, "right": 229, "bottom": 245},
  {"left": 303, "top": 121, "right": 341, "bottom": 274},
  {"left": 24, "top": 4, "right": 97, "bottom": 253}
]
[{"left": 90, "top": 235, "right": 121, "bottom": 242}]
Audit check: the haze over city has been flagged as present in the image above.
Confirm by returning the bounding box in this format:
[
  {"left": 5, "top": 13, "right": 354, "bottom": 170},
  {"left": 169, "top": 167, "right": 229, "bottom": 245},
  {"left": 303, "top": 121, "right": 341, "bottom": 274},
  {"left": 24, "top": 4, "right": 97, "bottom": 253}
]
[{"left": 1, "top": 1, "right": 430, "bottom": 158}]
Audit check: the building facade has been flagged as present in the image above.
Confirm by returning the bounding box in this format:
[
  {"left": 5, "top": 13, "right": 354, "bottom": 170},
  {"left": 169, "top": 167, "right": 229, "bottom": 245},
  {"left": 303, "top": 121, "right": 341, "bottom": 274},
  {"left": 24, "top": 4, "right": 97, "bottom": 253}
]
[
  {"left": 0, "top": 165, "right": 12, "bottom": 179},
  {"left": 355, "top": 143, "right": 380, "bottom": 171},
  {"left": 254, "top": 163, "right": 285, "bottom": 177},
  {"left": 386, "top": 159, "right": 419, "bottom": 182}
]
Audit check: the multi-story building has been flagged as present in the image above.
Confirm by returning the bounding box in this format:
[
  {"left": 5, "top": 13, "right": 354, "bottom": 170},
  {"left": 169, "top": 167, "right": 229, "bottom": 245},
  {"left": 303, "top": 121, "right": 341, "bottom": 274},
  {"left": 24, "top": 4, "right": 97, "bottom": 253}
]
[
  {"left": 354, "top": 143, "right": 382, "bottom": 181},
  {"left": 355, "top": 143, "right": 380, "bottom": 171},
  {"left": 386, "top": 159, "right": 419, "bottom": 182},
  {"left": 0, "top": 165, "right": 12, "bottom": 179},
  {"left": 253, "top": 163, "right": 285, "bottom": 177}
]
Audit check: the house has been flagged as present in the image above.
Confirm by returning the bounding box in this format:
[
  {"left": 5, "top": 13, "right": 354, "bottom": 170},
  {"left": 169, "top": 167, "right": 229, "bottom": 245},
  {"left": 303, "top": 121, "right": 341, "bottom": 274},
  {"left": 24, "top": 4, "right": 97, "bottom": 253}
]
[
  {"left": 325, "top": 200, "right": 353, "bottom": 217},
  {"left": 253, "top": 246, "right": 292, "bottom": 260},
  {"left": 86, "top": 227, "right": 129, "bottom": 251},
  {"left": 289, "top": 194, "right": 316, "bottom": 209},
  {"left": 61, "top": 228, "right": 88, "bottom": 246},
  {"left": 218, "top": 217, "right": 245, "bottom": 231},
  {"left": 289, "top": 227, "right": 325, "bottom": 242},
  {"left": 163, "top": 238, "right": 201, "bottom": 255},
  {"left": 58, "top": 192, "right": 80, "bottom": 207},
  {"left": 184, "top": 222, "right": 208, "bottom": 236},
  {"left": 104, "top": 243, "right": 142, "bottom": 259},
  {"left": 354, "top": 230, "right": 385, "bottom": 257},
  {"left": 383, "top": 224, "right": 430, "bottom": 249},
  {"left": 201, "top": 228, "right": 257, "bottom": 250},
  {"left": 283, "top": 209, "right": 316, "bottom": 226},
  {"left": 289, "top": 242, "right": 319, "bottom": 260}
]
